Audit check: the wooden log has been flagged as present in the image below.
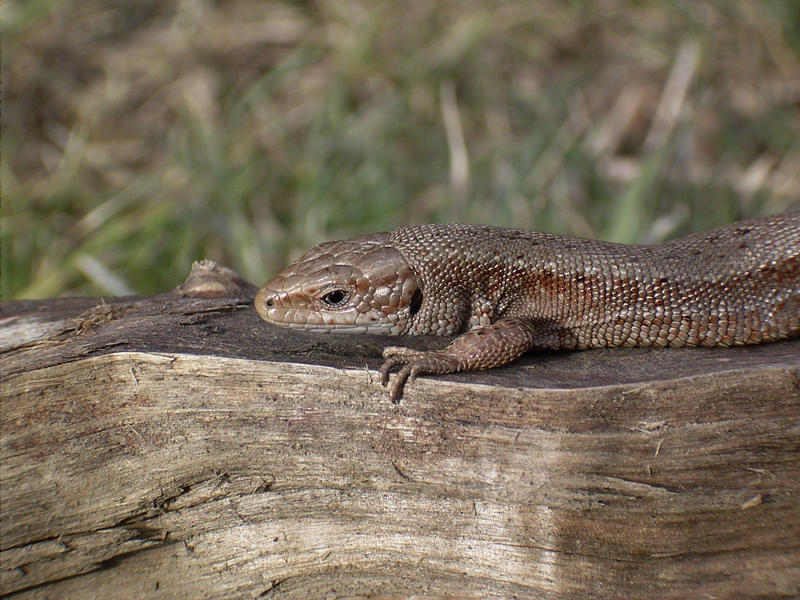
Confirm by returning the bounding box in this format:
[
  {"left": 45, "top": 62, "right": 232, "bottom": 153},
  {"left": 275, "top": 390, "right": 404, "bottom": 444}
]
[{"left": 1, "top": 261, "right": 799, "bottom": 599}]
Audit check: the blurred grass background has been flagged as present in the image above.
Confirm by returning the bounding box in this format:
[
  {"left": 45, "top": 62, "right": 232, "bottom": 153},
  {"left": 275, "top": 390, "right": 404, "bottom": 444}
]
[{"left": 2, "top": 0, "right": 799, "bottom": 300}]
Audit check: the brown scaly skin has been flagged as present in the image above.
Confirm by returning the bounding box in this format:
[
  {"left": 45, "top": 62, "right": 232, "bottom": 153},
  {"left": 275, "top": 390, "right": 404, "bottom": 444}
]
[{"left": 256, "top": 213, "right": 800, "bottom": 402}]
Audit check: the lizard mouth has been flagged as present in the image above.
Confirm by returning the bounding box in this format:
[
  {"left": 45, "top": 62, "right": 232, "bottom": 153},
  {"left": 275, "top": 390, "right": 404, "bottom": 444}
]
[
  {"left": 257, "top": 303, "right": 371, "bottom": 333},
  {"left": 255, "top": 284, "right": 399, "bottom": 334}
]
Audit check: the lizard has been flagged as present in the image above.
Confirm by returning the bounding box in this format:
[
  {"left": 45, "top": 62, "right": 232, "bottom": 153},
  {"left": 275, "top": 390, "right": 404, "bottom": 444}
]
[{"left": 255, "top": 212, "right": 800, "bottom": 402}]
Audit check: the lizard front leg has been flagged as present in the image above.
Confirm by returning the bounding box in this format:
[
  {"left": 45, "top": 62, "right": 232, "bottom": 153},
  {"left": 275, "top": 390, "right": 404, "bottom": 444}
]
[{"left": 380, "top": 317, "right": 544, "bottom": 402}]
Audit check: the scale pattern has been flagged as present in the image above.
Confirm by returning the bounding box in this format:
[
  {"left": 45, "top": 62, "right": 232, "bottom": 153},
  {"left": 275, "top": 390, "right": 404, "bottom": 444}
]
[{"left": 256, "top": 212, "right": 800, "bottom": 401}]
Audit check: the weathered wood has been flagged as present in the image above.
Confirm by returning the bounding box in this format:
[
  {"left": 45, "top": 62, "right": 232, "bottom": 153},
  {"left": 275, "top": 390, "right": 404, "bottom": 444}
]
[{"left": 1, "top": 262, "right": 799, "bottom": 599}]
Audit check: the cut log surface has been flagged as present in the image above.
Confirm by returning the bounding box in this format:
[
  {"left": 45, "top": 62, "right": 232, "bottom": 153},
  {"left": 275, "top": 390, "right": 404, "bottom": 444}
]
[{"left": 1, "top": 261, "right": 799, "bottom": 599}]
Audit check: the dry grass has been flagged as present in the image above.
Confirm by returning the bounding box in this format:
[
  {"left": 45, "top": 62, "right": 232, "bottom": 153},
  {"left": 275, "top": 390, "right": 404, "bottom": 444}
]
[{"left": 3, "top": 0, "right": 800, "bottom": 298}]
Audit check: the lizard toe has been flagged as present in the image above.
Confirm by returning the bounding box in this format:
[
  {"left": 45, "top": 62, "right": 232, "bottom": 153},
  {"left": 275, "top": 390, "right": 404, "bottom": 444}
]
[
  {"left": 382, "top": 346, "right": 406, "bottom": 358},
  {"left": 380, "top": 355, "right": 405, "bottom": 385},
  {"left": 389, "top": 365, "right": 413, "bottom": 403}
]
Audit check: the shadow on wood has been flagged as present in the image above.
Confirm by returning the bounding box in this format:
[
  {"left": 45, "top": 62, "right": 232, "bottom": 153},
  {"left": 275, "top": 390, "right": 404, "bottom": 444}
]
[{"left": 2, "top": 261, "right": 799, "bottom": 599}]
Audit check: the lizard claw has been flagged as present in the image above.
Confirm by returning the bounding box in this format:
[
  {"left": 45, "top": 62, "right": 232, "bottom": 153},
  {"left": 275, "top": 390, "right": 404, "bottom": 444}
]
[
  {"left": 385, "top": 364, "right": 421, "bottom": 403},
  {"left": 379, "top": 356, "right": 398, "bottom": 386},
  {"left": 379, "top": 350, "right": 422, "bottom": 402},
  {"left": 379, "top": 346, "right": 459, "bottom": 402},
  {"left": 388, "top": 365, "right": 411, "bottom": 403}
]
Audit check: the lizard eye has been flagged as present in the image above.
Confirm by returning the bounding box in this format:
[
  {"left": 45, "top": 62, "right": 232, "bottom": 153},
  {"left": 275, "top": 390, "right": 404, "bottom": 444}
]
[{"left": 321, "top": 289, "right": 349, "bottom": 307}]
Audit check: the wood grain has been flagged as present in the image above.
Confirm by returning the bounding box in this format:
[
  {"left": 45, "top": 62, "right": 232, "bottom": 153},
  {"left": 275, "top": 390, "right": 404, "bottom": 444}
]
[{"left": 1, "top": 262, "right": 799, "bottom": 599}]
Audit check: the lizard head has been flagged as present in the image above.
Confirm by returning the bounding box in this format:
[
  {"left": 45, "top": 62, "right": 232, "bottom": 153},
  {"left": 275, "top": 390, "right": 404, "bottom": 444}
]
[{"left": 255, "top": 232, "right": 422, "bottom": 335}]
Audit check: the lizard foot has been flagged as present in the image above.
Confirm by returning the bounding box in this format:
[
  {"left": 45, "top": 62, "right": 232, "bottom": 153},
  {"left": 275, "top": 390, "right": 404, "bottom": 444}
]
[{"left": 379, "top": 346, "right": 461, "bottom": 403}]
